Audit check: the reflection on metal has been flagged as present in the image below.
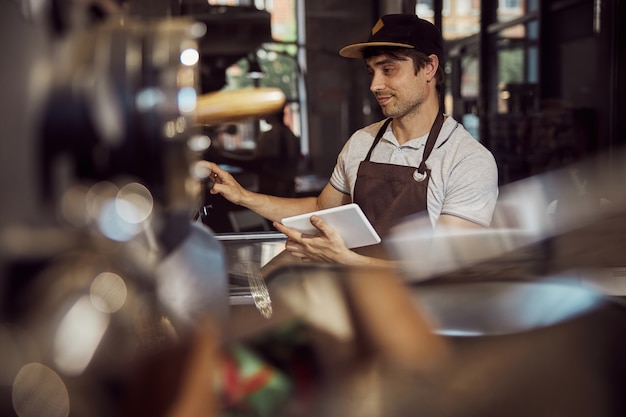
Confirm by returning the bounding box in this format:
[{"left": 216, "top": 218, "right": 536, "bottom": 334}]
[
  {"left": 410, "top": 280, "right": 604, "bottom": 336},
  {"left": 217, "top": 232, "right": 285, "bottom": 315},
  {"left": 245, "top": 262, "right": 273, "bottom": 319},
  {"left": 156, "top": 222, "right": 229, "bottom": 326}
]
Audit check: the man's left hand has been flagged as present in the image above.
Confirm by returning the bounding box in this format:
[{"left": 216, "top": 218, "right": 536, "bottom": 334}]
[{"left": 274, "top": 215, "right": 353, "bottom": 264}]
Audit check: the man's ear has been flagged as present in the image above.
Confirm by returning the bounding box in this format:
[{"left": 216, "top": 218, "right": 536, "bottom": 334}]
[{"left": 425, "top": 54, "right": 439, "bottom": 82}]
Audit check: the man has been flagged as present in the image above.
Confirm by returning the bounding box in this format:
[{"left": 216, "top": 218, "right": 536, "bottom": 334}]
[{"left": 203, "top": 14, "right": 498, "bottom": 267}]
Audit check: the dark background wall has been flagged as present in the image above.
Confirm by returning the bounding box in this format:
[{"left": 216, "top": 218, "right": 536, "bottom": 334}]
[{"left": 303, "top": 0, "right": 381, "bottom": 178}]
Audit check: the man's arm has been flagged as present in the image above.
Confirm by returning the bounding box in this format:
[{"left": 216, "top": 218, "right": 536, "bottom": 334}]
[
  {"left": 202, "top": 161, "right": 399, "bottom": 268},
  {"left": 436, "top": 214, "right": 487, "bottom": 230},
  {"left": 200, "top": 161, "right": 345, "bottom": 222}
]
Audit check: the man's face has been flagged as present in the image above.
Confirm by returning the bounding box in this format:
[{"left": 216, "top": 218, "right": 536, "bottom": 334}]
[{"left": 366, "top": 54, "right": 428, "bottom": 119}]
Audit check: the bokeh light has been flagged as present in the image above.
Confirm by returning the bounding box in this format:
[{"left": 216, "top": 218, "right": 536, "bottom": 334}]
[
  {"left": 53, "top": 296, "right": 110, "bottom": 376},
  {"left": 12, "top": 363, "right": 70, "bottom": 417},
  {"left": 180, "top": 48, "right": 199, "bottom": 66},
  {"left": 90, "top": 272, "right": 127, "bottom": 313}
]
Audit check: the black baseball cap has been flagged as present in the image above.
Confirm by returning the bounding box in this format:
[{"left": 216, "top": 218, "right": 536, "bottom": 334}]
[{"left": 339, "top": 14, "right": 443, "bottom": 61}]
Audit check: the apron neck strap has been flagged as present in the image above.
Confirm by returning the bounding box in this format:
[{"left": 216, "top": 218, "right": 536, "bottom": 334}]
[
  {"left": 418, "top": 111, "right": 444, "bottom": 174},
  {"left": 363, "top": 112, "right": 445, "bottom": 170},
  {"left": 364, "top": 118, "right": 393, "bottom": 161}
]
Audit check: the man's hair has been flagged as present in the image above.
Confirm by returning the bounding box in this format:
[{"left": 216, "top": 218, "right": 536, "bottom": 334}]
[{"left": 363, "top": 46, "right": 445, "bottom": 93}]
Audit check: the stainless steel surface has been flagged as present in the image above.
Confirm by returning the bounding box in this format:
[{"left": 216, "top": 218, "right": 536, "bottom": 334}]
[
  {"left": 246, "top": 265, "right": 626, "bottom": 417},
  {"left": 410, "top": 280, "right": 606, "bottom": 336},
  {"left": 217, "top": 232, "right": 286, "bottom": 287},
  {"left": 216, "top": 232, "right": 286, "bottom": 312},
  {"left": 156, "top": 222, "right": 229, "bottom": 326}
]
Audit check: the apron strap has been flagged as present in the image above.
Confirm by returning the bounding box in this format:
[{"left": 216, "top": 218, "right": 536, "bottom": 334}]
[
  {"left": 364, "top": 113, "right": 444, "bottom": 170},
  {"left": 418, "top": 111, "right": 444, "bottom": 174},
  {"left": 364, "top": 118, "right": 393, "bottom": 161}
]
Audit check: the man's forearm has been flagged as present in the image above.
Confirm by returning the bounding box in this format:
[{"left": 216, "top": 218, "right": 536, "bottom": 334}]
[{"left": 238, "top": 191, "right": 319, "bottom": 223}]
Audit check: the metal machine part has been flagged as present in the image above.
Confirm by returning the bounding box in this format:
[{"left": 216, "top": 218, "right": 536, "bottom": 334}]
[
  {"left": 232, "top": 264, "right": 626, "bottom": 417},
  {"left": 123, "top": 3, "right": 274, "bottom": 94},
  {"left": 39, "top": 17, "right": 204, "bottom": 212},
  {"left": 0, "top": 4, "right": 237, "bottom": 416}
]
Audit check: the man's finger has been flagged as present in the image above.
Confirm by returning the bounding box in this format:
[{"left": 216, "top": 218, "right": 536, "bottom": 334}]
[
  {"left": 273, "top": 221, "right": 307, "bottom": 241},
  {"left": 309, "top": 215, "right": 344, "bottom": 244}
]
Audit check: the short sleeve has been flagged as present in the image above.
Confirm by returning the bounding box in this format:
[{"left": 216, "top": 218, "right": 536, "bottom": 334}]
[{"left": 440, "top": 145, "right": 499, "bottom": 226}]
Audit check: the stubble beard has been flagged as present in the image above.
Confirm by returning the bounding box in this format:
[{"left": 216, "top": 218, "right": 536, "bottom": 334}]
[{"left": 381, "top": 94, "right": 423, "bottom": 121}]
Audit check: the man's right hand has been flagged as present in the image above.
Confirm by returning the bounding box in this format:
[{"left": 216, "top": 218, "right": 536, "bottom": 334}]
[{"left": 197, "top": 161, "right": 248, "bottom": 206}]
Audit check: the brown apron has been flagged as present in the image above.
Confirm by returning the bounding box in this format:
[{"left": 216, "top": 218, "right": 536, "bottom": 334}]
[{"left": 353, "top": 112, "right": 444, "bottom": 257}]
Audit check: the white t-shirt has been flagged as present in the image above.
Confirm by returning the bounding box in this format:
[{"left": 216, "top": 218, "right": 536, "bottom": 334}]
[{"left": 329, "top": 116, "right": 499, "bottom": 227}]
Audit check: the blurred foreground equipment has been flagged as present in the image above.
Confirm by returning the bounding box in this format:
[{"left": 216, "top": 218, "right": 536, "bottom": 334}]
[
  {"left": 196, "top": 88, "right": 286, "bottom": 125},
  {"left": 226, "top": 264, "right": 626, "bottom": 417},
  {"left": 0, "top": 2, "right": 285, "bottom": 416}
]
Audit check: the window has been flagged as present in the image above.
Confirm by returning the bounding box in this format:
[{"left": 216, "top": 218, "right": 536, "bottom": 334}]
[
  {"left": 500, "top": 0, "right": 520, "bottom": 9},
  {"left": 498, "top": 0, "right": 523, "bottom": 22},
  {"left": 457, "top": 0, "right": 472, "bottom": 15},
  {"left": 442, "top": 0, "right": 480, "bottom": 39},
  {"left": 219, "top": 0, "right": 304, "bottom": 150},
  {"left": 416, "top": 0, "right": 434, "bottom": 19}
]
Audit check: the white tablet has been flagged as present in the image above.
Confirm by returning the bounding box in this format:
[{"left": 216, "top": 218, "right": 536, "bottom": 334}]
[{"left": 281, "top": 203, "right": 381, "bottom": 249}]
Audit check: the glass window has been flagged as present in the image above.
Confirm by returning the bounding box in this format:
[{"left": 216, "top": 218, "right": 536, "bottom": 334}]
[
  {"left": 461, "top": 55, "right": 479, "bottom": 98},
  {"left": 416, "top": 0, "right": 434, "bottom": 20},
  {"left": 497, "top": 0, "right": 523, "bottom": 22},
  {"left": 220, "top": 0, "right": 303, "bottom": 146},
  {"left": 442, "top": 0, "right": 481, "bottom": 39},
  {"left": 495, "top": 20, "right": 539, "bottom": 115},
  {"left": 224, "top": 0, "right": 298, "bottom": 97},
  {"left": 496, "top": 45, "right": 524, "bottom": 115},
  {"left": 500, "top": 22, "right": 526, "bottom": 39},
  {"left": 498, "top": 47, "right": 524, "bottom": 85},
  {"left": 501, "top": 0, "right": 520, "bottom": 8},
  {"left": 527, "top": 45, "right": 538, "bottom": 83},
  {"left": 457, "top": 0, "right": 471, "bottom": 14},
  {"left": 527, "top": 19, "right": 539, "bottom": 40},
  {"left": 207, "top": 0, "right": 243, "bottom": 5},
  {"left": 527, "top": 0, "right": 539, "bottom": 12},
  {"left": 459, "top": 55, "right": 480, "bottom": 140}
]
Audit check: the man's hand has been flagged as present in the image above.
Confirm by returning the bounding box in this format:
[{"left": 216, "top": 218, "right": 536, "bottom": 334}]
[
  {"left": 196, "top": 161, "right": 250, "bottom": 206},
  {"left": 274, "top": 215, "right": 376, "bottom": 266}
]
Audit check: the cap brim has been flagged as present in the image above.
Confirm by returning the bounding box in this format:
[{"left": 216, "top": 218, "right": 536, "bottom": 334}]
[{"left": 339, "top": 41, "right": 415, "bottom": 58}]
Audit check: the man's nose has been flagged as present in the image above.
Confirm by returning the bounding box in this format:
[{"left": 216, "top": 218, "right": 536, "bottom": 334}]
[{"left": 370, "top": 73, "right": 384, "bottom": 92}]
